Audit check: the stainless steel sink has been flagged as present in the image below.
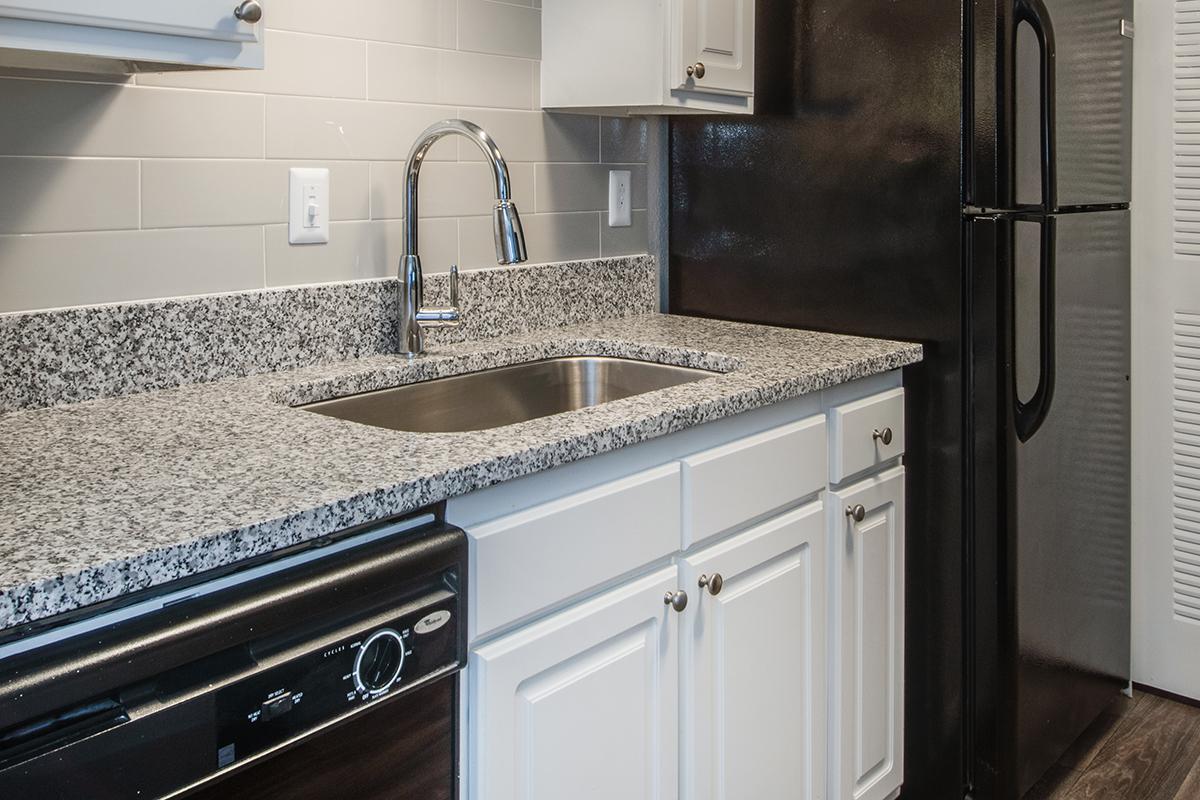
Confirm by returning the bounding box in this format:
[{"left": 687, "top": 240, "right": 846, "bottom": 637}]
[{"left": 299, "top": 356, "right": 717, "bottom": 433}]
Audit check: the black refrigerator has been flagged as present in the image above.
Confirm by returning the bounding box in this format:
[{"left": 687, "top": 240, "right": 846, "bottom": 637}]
[{"left": 668, "top": 1, "right": 1131, "bottom": 798}]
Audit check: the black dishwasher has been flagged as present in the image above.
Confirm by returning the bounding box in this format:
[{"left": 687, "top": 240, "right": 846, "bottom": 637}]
[{"left": 0, "top": 510, "right": 466, "bottom": 800}]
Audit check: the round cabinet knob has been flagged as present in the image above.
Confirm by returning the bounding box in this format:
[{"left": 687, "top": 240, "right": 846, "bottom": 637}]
[
  {"left": 873, "top": 427, "right": 894, "bottom": 446},
  {"left": 698, "top": 573, "right": 724, "bottom": 596},
  {"left": 686, "top": 62, "right": 706, "bottom": 79},
  {"left": 353, "top": 629, "right": 405, "bottom": 694},
  {"left": 234, "top": 0, "right": 263, "bottom": 23},
  {"left": 846, "top": 504, "right": 867, "bottom": 523},
  {"left": 664, "top": 590, "right": 689, "bottom": 613}
]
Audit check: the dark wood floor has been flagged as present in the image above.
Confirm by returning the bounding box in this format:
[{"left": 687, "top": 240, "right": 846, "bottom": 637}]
[{"left": 1024, "top": 690, "right": 1200, "bottom": 800}]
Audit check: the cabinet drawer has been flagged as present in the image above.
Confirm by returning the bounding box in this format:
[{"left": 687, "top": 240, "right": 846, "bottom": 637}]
[
  {"left": 468, "top": 463, "right": 681, "bottom": 641},
  {"left": 681, "top": 415, "right": 826, "bottom": 548},
  {"left": 828, "top": 388, "right": 905, "bottom": 483}
]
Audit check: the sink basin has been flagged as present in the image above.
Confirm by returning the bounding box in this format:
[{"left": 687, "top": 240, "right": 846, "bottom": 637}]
[{"left": 299, "top": 356, "right": 718, "bottom": 433}]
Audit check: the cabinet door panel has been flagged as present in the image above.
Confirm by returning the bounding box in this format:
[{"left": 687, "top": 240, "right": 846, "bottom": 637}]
[
  {"left": 681, "top": 502, "right": 826, "bottom": 800},
  {"left": 469, "top": 567, "right": 680, "bottom": 800},
  {"left": 676, "top": 0, "right": 754, "bottom": 96},
  {"left": 829, "top": 467, "right": 905, "bottom": 800},
  {"left": 0, "top": 1, "right": 258, "bottom": 42}
]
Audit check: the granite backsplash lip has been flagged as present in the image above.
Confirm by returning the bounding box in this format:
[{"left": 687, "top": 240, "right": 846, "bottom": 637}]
[
  {"left": 0, "top": 255, "right": 657, "bottom": 413},
  {"left": 0, "top": 313, "right": 922, "bottom": 632}
]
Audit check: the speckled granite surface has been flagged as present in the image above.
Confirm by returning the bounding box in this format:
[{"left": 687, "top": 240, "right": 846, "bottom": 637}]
[
  {"left": 0, "top": 255, "right": 657, "bottom": 413},
  {"left": 0, "top": 314, "right": 921, "bottom": 631}
]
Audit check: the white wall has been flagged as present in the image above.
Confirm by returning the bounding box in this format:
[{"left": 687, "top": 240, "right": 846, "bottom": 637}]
[
  {"left": 1131, "top": 0, "right": 1200, "bottom": 700},
  {"left": 0, "top": 0, "right": 652, "bottom": 313}
]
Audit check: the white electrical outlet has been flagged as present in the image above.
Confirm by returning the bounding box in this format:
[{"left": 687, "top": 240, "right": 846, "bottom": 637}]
[
  {"left": 289, "top": 167, "right": 330, "bottom": 244},
  {"left": 608, "top": 169, "right": 632, "bottom": 227}
]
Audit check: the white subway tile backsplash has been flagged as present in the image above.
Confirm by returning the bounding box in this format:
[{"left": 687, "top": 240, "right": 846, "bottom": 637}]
[
  {"left": 458, "top": 0, "right": 541, "bottom": 59},
  {"left": 534, "top": 163, "right": 648, "bottom": 213},
  {"left": 268, "top": 0, "right": 457, "bottom": 48},
  {"left": 404, "top": 217, "right": 461, "bottom": 273},
  {"left": 265, "top": 96, "right": 458, "bottom": 161},
  {"left": 601, "top": 117, "right": 650, "bottom": 163},
  {"left": 457, "top": 108, "right": 599, "bottom": 163},
  {"left": 601, "top": 210, "right": 650, "bottom": 257},
  {"left": 369, "top": 46, "right": 534, "bottom": 110},
  {"left": 0, "top": 79, "right": 263, "bottom": 158},
  {"left": 0, "top": 227, "right": 263, "bottom": 312},
  {"left": 264, "top": 218, "right": 458, "bottom": 287},
  {"left": 461, "top": 211, "right": 599, "bottom": 267},
  {"left": 366, "top": 44, "right": 441, "bottom": 105},
  {"left": 0, "top": 157, "right": 139, "bottom": 234},
  {"left": 0, "top": 1, "right": 649, "bottom": 313},
  {"left": 137, "top": 32, "right": 367, "bottom": 100},
  {"left": 371, "top": 161, "right": 535, "bottom": 220},
  {"left": 141, "top": 161, "right": 369, "bottom": 229}
]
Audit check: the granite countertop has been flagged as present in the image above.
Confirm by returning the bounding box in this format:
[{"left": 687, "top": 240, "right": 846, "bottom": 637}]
[{"left": 0, "top": 313, "right": 922, "bottom": 631}]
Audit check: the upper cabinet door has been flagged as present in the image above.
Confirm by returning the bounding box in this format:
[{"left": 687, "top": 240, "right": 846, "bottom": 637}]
[
  {"left": 675, "top": 0, "right": 755, "bottom": 96},
  {"left": 0, "top": 0, "right": 261, "bottom": 43},
  {"left": 679, "top": 502, "right": 826, "bottom": 800},
  {"left": 468, "top": 567, "right": 681, "bottom": 800}
]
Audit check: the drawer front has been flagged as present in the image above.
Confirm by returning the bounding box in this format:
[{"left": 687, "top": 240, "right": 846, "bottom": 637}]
[
  {"left": 468, "top": 463, "right": 681, "bottom": 641},
  {"left": 829, "top": 388, "right": 905, "bottom": 483},
  {"left": 0, "top": 1, "right": 261, "bottom": 43},
  {"left": 681, "top": 415, "right": 826, "bottom": 548}
]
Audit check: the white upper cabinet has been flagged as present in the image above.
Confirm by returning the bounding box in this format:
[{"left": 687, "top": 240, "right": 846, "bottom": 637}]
[
  {"left": 674, "top": 0, "right": 754, "bottom": 97},
  {"left": 0, "top": 0, "right": 264, "bottom": 73},
  {"left": 541, "top": 0, "right": 754, "bottom": 115}
]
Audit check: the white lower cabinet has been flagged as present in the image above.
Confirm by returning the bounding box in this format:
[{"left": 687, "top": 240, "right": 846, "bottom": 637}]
[
  {"left": 680, "top": 501, "right": 827, "bottom": 800},
  {"left": 827, "top": 467, "right": 906, "bottom": 800},
  {"left": 459, "top": 375, "right": 908, "bottom": 800},
  {"left": 468, "top": 567, "right": 680, "bottom": 800}
]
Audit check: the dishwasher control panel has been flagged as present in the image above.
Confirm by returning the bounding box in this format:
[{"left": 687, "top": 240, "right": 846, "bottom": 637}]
[{"left": 213, "top": 587, "right": 460, "bottom": 769}]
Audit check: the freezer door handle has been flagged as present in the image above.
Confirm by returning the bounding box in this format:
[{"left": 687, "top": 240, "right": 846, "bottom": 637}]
[
  {"left": 1014, "top": 0, "right": 1058, "bottom": 211},
  {"left": 1013, "top": 216, "right": 1057, "bottom": 441}
]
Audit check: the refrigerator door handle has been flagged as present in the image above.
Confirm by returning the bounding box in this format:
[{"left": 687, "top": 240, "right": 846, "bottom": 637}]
[
  {"left": 1014, "top": 216, "right": 1057, "bottom": 441},
  {"left": 1013, "top": 0, "right": 1058, "bottom": 211}
]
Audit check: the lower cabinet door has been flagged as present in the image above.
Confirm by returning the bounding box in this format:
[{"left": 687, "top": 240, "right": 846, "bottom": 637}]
[
  {"left": 828, "top": 467, "right": 905, "bottom": 800},
  {"left": 679, "top": 501, "right": 827, "bottom": 800},
  {"left": 468, "top": 566, "right": 682, "bottom": 800}
]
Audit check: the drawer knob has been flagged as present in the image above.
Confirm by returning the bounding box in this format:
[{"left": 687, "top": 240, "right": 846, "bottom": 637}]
[
  {"left": 698, "top": 573, "right": 724, "bottom": 596},
  {"left": 873, "top": 427, "right": 894, "bottom": 446},
  {"left": 664, "top": 590, "right": 689, "bottom": 613},
  {"left": 686, "top": 62, "right": 706, "bottom": 79},
  {"left": 846, "top": 504, "right": 867, "bottom": 523},
  {"left": 234, "top": 0, "right": 263, "bottom": 23}
]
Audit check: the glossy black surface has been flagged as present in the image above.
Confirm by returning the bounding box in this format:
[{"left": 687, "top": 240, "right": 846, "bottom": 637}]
[
  {"left": 670, "top": 1, "right": 1130, "bottom": 798},
  {"left": 671, "top": 2, "right": 966, "bottom": 797}
]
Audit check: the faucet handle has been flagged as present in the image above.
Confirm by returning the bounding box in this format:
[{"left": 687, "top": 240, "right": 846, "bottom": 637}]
[{"left": 448, "top": 263, "right": 459, "bottom": 309}]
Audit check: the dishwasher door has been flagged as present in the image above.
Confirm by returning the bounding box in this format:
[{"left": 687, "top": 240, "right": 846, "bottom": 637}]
[
  {"left": 183, "top": 674, "right": 457, "bottom": 800},
  {"left": 0, "top": 510, "right": 466, "bottom": 800}
]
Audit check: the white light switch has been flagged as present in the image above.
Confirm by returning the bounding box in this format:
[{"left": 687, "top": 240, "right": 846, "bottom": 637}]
[
  {"left": 289, "top": 167, "right": 329, "bottom": 244},
  {"left": 608, "top": 169, "right": 632, "bottom": 228}
]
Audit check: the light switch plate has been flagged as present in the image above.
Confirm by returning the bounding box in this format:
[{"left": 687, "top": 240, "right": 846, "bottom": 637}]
[
  {"left": 289, "top": 167, "right": 330, "bottom": 244},
  {"left": 608, "top": 169, "right": 632, "bottom": 227}
]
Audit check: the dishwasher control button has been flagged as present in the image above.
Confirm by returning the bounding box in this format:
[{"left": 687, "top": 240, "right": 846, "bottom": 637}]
[
  {"left": 353, "top": 628, "right": 405, "bottom": 695},
  {"left": 261, "top": 692, "right": 294, "bottom": 721}
]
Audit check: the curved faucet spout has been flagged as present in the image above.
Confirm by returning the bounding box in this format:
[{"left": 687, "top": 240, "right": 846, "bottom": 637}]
[
  {"left": 398, "top": 119, "right": 528, "bottom": 358},
  {"left": 403, "top": 119, "right": 524, "bottom": 261}
]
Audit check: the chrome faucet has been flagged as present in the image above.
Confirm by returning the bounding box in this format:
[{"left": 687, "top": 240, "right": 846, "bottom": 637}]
[{"left": 398, "top": 119, "right": 528, "bottom": 357}]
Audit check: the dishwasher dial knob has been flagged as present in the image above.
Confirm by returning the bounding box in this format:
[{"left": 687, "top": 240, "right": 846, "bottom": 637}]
[{"left": 353, "top": 629, "right": 405, "bottom": 694}]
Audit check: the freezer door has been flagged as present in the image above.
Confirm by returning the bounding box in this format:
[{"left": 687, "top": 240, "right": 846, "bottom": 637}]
[
  {"left": 1011, "top": 209, "right": 1130, "bottom": 795},
  {"left": 971, "top": 0, "right": 1133, "bottom": 209}
]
